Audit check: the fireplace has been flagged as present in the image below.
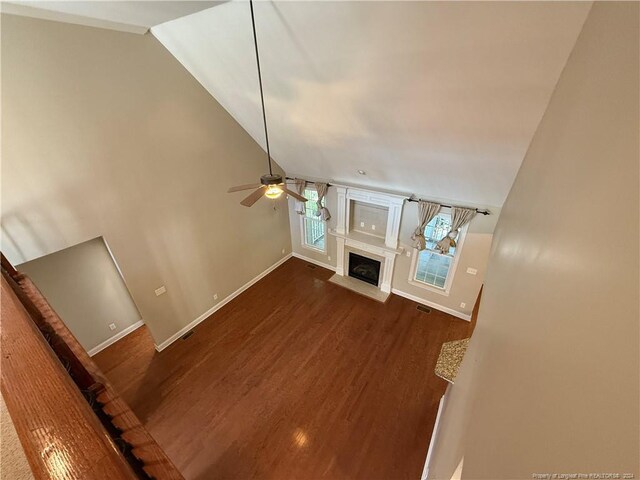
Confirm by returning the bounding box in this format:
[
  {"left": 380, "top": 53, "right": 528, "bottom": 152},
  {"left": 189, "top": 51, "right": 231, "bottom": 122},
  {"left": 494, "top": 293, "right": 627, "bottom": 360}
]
[{"left": 348, "top": 252, "right": 381, "bottom": 286}]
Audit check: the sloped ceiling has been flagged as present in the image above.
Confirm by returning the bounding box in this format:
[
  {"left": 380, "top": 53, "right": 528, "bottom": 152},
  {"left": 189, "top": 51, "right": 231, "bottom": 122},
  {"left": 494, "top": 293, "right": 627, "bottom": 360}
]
[
  {"left": 2, "top": 1, "right": 221, "bottom": 33},
  {"left": 152, "top": 1, "right": 590, "bottom": 208}
]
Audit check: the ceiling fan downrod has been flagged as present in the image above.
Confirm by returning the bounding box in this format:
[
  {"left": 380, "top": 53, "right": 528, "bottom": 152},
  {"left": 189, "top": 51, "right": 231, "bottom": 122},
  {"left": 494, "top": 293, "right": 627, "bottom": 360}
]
[
  {"left": 249, "top": 0, "right": 273, "bottom": 177},
  {"left": 225, "top": 0, "right": 308, "bottom": 207}
]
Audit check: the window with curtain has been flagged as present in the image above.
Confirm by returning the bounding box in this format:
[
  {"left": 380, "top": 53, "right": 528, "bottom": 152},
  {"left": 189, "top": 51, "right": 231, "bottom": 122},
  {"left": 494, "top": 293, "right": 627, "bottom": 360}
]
[
  {"left": 411, "top": 212, "right": 463, "bottom": 290},
  {"left": 301, "top": 188, "right": 325, "bottom": 251}
]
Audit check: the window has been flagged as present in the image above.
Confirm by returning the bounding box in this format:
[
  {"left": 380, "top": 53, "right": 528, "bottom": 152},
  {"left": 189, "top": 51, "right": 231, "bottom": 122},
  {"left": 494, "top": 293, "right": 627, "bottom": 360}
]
[
  {"left": 411, "top": 212, "right": 463, "bottom": 292},
  {"left": 301, "top": 188, "right": 325, "bottom": 251}
]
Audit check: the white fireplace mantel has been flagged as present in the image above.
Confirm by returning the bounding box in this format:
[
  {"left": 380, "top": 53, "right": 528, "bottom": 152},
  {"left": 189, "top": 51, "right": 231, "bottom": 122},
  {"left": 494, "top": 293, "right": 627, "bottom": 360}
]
[{"left": 331, "top": 186, "right": 405, "bottom": 294}]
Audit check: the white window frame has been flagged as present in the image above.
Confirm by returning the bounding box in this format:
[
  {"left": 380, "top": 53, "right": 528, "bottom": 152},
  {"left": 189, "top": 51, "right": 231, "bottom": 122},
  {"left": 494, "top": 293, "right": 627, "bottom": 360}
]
[
  {"left": 407, "top": 213, "right": 468, "bottom": 296},
  {"left": 300, "top": 188, "right": 327, "bottom": 254}
]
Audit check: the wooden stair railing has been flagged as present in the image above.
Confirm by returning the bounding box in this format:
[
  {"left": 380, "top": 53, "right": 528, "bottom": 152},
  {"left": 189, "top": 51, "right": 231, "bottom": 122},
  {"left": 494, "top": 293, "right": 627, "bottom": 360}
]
[
  {"left": 1, "top": 253, "right": 184, "bottom": 480},
  {"left": 469, "top": 285, "right": 482, "bottom": 336}
]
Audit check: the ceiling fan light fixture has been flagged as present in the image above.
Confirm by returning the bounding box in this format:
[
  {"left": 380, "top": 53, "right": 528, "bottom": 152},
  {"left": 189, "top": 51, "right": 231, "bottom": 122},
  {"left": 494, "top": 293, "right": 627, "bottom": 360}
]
[{"left": 265, "top": 184, "right": 283, "bottom": 199}]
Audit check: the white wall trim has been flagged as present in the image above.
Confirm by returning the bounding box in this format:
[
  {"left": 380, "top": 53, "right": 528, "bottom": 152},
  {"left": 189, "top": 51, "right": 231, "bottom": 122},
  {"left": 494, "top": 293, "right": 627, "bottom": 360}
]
[
  {"left": 421, "top": 385, "right": 451, "bottom": 480},
  {"left": 391, "top": 288, "right": 471, "bottom": 321},
  {"left": 88, "top": 320, "right": 144, "bottom": 357},
  {"left": 154, "top": 254, "right": 293, "bottom": 352},
  {"left": 292, "top": 252, "right": 336, "bottom": 272}
]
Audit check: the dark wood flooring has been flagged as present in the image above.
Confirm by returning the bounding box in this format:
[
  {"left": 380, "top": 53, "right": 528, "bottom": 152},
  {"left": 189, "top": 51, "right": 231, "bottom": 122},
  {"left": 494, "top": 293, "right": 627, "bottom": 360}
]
[{"left": 94, "top": 258, "right": 472, "bottom": 480}]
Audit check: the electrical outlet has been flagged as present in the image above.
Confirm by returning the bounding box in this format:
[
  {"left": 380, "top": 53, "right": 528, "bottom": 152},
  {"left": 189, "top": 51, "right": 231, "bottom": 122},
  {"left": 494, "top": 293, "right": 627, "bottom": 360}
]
[
  {"left": 281, "top": 248, "right": 285, "bottom": 254},
  {"left": 214, "top": 294, "right": 218, "bottom": 301},
  {"left": 360, "top": 222, "right": 365, "bottom": 228},
  {"left": 466, "top": 267, "right": 478, "bottom": 275},
  {"left": 155, "top": 285, "right": 166, "bottom": 296},
  {"left": 109, "top": 323, "right": 116, "bottom": 331},
  {"left": 371, "top": 224, "right": 376, "bottom": 231},
  {"left": 460, "top": 302, "right": 466, "bottom": 309},
  {"left": 406, "top": 250, "right": 411, "bottom": 257},
  {"left": 328, "top": 256, "right": 331, "bottom": 261}
]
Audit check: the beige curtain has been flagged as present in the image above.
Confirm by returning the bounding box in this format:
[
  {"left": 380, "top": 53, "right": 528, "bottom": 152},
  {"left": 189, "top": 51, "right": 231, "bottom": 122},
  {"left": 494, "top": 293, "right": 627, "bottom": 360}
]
[
  {"left": 411, "top": 201, "right": 441, "bottom": 250},
  {"left": 294, "top": 178, "right": 306, "bottom": 215},
  {"left": 436, "top": 207, "right": 477, "bottom": 254},
  {"left": 314, "top": 183, "right": 331, "bottom": 221}
]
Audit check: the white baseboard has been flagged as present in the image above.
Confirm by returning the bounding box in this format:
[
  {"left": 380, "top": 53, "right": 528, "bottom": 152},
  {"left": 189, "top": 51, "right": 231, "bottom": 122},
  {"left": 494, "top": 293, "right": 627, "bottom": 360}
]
[
  {"left": 391, "top": 289, "right": 471, "bottom": 321},
  {"left": 88, "top": 320, "right": 144, "bottom": 356},
  {"left": 154, "top": 253, "right": 293, "bottom": 352},
  {"left": 291, "top": 252, "right": 336, "bottom": 272}
]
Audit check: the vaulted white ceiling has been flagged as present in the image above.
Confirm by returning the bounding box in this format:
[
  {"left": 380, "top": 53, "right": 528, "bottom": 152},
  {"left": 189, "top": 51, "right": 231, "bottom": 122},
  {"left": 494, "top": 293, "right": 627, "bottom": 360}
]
[
  {"left": 2, "top": 1, "right": 221, "bottom": 33},
  {"left": 153, "top": 1, "right": 591, "bottom": 207},
  {"left": 3, "top": 0, "right": 592, "bottom": 207}
]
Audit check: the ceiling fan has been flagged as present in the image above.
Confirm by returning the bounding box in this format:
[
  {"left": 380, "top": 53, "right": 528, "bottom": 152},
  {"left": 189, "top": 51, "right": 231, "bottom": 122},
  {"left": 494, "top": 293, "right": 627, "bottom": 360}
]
[{"left": 228, "top": 0, "right": 307, "bottom": 208}]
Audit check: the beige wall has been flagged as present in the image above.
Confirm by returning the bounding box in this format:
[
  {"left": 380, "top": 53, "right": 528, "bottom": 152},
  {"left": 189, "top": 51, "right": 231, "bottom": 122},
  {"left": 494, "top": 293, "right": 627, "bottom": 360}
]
[
  {"left": 288, "top": 187, "right": 496, "bottom": 318},
  {"left": 18, "top": 237, "right": 141, "bottom": 353},
  {"left": 1, "top": 14, "right": 292, "bottom": 346},
  {"left": 429, "top": 3, "right": 639, "bottom": 478}
]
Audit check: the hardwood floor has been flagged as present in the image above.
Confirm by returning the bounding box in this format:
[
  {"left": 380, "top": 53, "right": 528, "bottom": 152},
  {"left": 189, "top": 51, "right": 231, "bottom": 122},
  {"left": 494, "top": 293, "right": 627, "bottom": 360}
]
[{"left": 94, "top": 258, "right": 472, "bottom": 480}]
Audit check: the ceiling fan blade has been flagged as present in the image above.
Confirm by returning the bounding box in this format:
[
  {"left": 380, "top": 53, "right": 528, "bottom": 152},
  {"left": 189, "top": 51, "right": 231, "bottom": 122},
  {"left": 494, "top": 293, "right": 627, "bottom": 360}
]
[
  {"left": 240, "top": 186, "right": 266, "bottom": 207},
  {"left": 281, "top": 186, "right": 308, "bottom": 202},
  {"left": 228, "top": 183, "right": 262, "bottom": 193}
]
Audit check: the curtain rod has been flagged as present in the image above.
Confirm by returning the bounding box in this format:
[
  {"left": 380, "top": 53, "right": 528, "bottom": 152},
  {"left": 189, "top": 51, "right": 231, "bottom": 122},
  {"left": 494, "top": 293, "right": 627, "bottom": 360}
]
[
  {"left": 286, "top": 177, "right": 489, "bottom": 215},
  {"left": 285, "top": 176, "right": 332, "bottom": 187},
  {"left": 407, "top": 197, "right": 491, "bottom": 215}
]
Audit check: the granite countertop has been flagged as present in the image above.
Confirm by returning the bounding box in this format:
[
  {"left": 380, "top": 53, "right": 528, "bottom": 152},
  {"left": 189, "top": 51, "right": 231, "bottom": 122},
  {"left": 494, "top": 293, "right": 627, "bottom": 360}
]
[{"left": 435, "top": 338, "right": 470, "bottom": 384}]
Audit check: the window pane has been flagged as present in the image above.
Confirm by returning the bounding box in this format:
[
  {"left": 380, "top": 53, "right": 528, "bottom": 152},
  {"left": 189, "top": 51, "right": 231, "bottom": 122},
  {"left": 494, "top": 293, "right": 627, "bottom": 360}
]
[
  {"left": 302, "top": 188, "right": 325, "bottom": 250},
  {"left": 304, "top": 217, "right": 325, "bottom": 250},
  {"left": 424, "top": 213, "right": 457, "bottom": 254},
  {"left": 304, "top": 189, "right": 320, "bottom": 218},
  {"left": 415, "top": 250, "right": 452, "bottom": 289}
]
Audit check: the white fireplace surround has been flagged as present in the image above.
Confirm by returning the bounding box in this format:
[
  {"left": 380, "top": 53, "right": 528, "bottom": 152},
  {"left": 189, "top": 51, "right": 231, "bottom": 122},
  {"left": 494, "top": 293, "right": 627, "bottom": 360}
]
[{"left": 329, "top": 186, "right": 405, "bottom": 293}]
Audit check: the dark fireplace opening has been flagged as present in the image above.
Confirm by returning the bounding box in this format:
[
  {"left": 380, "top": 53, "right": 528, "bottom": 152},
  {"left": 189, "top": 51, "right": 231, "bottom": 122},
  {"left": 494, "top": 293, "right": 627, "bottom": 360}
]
[{"left": 348, "top": 252, "right": 381, "bottom": 287}]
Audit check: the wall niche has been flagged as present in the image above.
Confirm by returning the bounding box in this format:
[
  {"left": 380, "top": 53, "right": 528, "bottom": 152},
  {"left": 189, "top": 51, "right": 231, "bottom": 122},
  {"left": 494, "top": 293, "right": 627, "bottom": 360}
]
[{"left": 349, "top": 201, "right": 388, "bottom": 239}]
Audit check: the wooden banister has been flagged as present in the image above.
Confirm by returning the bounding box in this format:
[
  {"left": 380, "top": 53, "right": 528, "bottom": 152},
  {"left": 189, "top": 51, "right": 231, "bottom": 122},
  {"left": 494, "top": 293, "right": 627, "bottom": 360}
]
[
  {"left": 469, "top": 285, "right": 483, "bottom": 335},
  {"left": 1, "top": 252, "right": 19, "bottom": 277},
  {"left": 1, "top": 254, "right": 183, "bottom": 479},
  {"left": 1, "top": 277, "right": 138, "bottom": 479}
]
